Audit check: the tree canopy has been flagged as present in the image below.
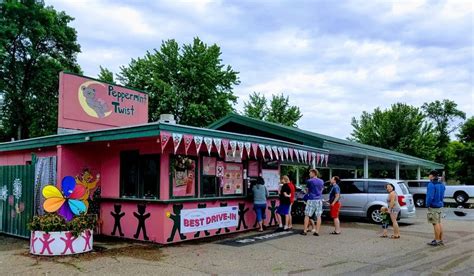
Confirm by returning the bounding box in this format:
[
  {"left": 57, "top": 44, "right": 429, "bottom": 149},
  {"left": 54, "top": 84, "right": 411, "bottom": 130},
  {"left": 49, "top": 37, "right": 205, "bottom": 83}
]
[
  {"left": 454, "top": 117, "right": 474, "bottom": 184},
  {"left": 243, "top": 92, "right": 302, "bottom": 127},
  {"left": 97, "top": 66, "right": 114, "bottom": 83},
  {"left": 117, "top": 37, "right": 240, "bottom": 127},
  {"left": 350, "top": 103, "right": 437, "bottom": 160},
  {"left": 0, "top": 0, "right": 81, "bottom": 140}
]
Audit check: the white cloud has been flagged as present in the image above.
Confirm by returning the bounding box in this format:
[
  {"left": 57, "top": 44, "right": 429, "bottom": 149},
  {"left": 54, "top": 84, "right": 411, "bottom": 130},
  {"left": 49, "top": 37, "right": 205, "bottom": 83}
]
[{"left": 44, "top": 0, "right": 473, "bottom": 140}]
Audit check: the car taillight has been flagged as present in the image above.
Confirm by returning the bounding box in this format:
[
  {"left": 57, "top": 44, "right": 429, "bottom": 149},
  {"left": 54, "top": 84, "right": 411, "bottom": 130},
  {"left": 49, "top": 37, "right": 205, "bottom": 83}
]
[{"left": 398, "top": 195, "right": 406, "bottom": 206}]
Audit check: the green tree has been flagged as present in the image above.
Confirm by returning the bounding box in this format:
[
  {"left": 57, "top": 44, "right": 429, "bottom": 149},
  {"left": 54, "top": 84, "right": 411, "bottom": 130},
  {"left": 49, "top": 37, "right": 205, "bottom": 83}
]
[
  {"left": 0, "top": 0, "right": 81, "bottom": 140},
  {"left": 118, "top": 37, "right": 239, "bottom": 126},
  {"left": 243, "top": 92, "right": 267, "bottom": 120},
  {"left": 266, "top": 94, "right": 302, "bottom": 127},
  {"left": 243, "top": 92, "right": 302, "bottom": 127},
  {"left": 455, "top": 117, "right": 474, "bottom": 184},
  {"left": 350, "top": 103, "right": 437, "bottom": 160},
  {"left": 97, "top": 66, "right": 114, "bottom": 83}
]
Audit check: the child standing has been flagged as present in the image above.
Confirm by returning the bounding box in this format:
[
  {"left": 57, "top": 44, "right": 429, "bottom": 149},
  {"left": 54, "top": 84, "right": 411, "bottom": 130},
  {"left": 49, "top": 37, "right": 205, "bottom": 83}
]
[{"left": 380, "top": 207, "right": 390, "bottom": 238}]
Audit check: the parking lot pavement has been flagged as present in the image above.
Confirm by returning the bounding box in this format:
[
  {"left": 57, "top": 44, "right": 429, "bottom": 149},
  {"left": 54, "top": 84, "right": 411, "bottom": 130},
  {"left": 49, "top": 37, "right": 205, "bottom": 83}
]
[{"left": 0, "top": 208, "right": 473, "bottom": 275}]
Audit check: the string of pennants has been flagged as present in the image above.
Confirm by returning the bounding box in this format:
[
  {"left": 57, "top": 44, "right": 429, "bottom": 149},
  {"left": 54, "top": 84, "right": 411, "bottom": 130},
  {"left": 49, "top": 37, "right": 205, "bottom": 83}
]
[{"left": 159, "top": 131, "right": 329, "bottom": 166}]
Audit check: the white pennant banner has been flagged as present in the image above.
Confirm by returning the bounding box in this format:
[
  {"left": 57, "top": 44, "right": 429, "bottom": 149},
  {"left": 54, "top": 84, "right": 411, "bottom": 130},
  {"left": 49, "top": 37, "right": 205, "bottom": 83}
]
[
  {"left": 204, "top": 137, "right": 213, "bottom": 155},
  {"left": 244, "top": 142, "right": 251, "bottom": 159},
  {"left": 283, "top": 147, "right": 289, "bottom": 160},
  {"left": 266, "top": 145, "right": 273, "bottom": 160},
  {"left": 259, "top": 144, "right": 266, "bottom": 159},
  {"left": 278, "top": 147, "right": 284, "bottom": 161},
  {"left": 194, "top": 136, "right": 203, "bottom": 154},
  {"left": 271, "top": 146, "right": 279, "bottom": 160},
  {"left": 213, "top": 138, "right": 222, "bottom": 156},
  {"left": 172, "top": 133, "right": 183, "bottom": 154},
  {"left": 230, "top": 140, "right": 237, "bottom": 157},
  {"left": 237, "top": 141, "right": 244, "bottom": 158}
]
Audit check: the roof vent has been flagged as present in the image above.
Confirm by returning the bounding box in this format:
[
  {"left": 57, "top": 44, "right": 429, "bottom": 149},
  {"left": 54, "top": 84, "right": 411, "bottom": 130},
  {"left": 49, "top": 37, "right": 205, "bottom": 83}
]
[{"left": 158, "top": 114, "right": 176, "bottom": 124}]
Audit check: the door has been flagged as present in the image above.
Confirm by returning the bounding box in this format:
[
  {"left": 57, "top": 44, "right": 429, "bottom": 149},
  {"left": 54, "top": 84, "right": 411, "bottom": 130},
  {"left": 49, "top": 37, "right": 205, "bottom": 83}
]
[
  {"left": 0, "top": 164, "right": 35, "bottom": 238},
  {"left": 339, "top": 180, "right": 367, "bottom": 216}
]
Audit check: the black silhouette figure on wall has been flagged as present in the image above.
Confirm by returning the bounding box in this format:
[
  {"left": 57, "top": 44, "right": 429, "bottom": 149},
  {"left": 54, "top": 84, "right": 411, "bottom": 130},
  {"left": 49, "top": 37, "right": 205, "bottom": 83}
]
[
  {"left": 133, "top": 204, "right": 150, "bottom": 240},
  {"left": 215, "top": 202, "right": 231, "bottom": 234},
  {"left": 194, "top": 203, "right": 211, "bottom": 238},
  {"left": 110, "top": 204, "right": 125, "bottom": 236},
  {"left": 167, "top": 203, "right": 187, "bottom": 242},
  {"left": 236, "top": 202, "right": 249, "bottom": 230},
  {"left": 268, "top": 200, "right": 278, "bottom": 226}
]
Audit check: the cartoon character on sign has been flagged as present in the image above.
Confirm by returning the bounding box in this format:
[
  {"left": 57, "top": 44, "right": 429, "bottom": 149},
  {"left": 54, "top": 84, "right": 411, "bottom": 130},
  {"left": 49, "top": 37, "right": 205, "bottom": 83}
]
[
  {"left": 60, "top": 232, "right": 77, "bottom": 255},
  {"left": 166, "top": 204, "right": 187, "bottom": 242},
  {"left": 194, "top": 203, "right": 210, "bottom": 238},
  {"left": 133, "top": 204, "right": 150, "bottom": 240},
  {"left": 236, "top": 203, "right": 249, "bottom": 230},
  {"left": 268, "top": 200, "right": 278, "bottom": 226},
  {"left": 78, "top": 81, "right": 112, "bottom": 119},
  {"left": 110, "top": 204, "right": 125, "bottom": 237}
]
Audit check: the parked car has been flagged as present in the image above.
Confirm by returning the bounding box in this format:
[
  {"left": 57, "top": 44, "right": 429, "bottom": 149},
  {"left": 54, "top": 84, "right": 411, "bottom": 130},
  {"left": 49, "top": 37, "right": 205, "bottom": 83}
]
[
  {"left": 292, "top": 179, "right": 416, "bottom": 224},
  {"left": 405, "top": 180, "right": 474, "bottom": 207}
]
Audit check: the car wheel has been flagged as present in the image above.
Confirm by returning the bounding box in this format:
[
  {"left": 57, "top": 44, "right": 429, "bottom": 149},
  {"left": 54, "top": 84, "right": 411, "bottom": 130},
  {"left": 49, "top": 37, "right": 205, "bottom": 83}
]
[
  {"left": 415, "top": 197, "right": 426, "bottom": 208},
  {"left": 292, "top": 202, "right": 305, "bottom": 218},
  {"left": 368, "top": 207, "right": 383, "bottom": 224},
  {"left": 454, "top": 192, "right": 468, "bottom": 204}
]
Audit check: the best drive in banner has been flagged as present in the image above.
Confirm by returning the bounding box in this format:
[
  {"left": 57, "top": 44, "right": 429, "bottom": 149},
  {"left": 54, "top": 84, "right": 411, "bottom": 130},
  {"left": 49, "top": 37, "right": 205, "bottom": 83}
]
[{"left": 181, "top": 206, "right": 238, "bottom": 233}]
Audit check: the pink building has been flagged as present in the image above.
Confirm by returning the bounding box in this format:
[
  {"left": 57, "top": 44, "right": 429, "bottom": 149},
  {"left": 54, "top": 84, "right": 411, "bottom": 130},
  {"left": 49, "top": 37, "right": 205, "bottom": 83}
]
[{"left": 0, "top": 73, "right": 327, "bottom": 243}]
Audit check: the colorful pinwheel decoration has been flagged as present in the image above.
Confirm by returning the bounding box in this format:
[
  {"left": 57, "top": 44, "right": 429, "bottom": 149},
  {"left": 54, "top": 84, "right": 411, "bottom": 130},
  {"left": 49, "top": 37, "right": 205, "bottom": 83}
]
[{"left": 42, "top": 176, "right": 87, "bottom": 221}]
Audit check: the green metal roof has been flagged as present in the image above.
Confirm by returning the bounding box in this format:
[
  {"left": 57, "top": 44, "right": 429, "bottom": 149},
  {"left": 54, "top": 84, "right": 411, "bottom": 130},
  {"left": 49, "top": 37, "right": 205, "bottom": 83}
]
[
  {"left": 0, "top": 122, "right": 327, "bottom": 155},
  {"left": 208, "top": 113, "right": 443, "bottom": 169}
]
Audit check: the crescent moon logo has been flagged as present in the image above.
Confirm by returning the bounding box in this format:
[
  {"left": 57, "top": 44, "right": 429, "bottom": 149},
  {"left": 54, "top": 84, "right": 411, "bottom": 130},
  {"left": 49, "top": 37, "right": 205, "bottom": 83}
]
[{"left": 78, "top": 81, "right": 113, "bottom": 118}]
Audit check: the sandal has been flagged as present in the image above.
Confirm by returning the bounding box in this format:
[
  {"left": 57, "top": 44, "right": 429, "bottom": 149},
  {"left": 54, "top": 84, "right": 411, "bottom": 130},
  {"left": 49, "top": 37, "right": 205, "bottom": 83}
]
[
  {"left": 258, "top": 229, "right": 264, "bottom": 232},
  {"left": 330, "top": 231, "right": 341, "bottom": 235},
  {"left": 300, "top": 231, "right": 308, "bottom": 236},
  {"left": 380, "top": 235, "right": 388, "bottom": 238},
  {"left": 390, "top": 235, "right": 400, "bottom": 239}
]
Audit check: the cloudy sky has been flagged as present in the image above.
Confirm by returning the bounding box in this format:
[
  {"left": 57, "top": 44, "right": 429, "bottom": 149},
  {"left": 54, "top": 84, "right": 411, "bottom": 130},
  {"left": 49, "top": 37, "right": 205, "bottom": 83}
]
[{"left": 46, "top": 0, "right": 473, "bottom": 139}]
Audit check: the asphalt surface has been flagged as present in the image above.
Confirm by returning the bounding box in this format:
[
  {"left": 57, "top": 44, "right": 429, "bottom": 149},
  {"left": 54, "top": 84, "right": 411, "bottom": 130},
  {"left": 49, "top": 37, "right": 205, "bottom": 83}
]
[{"left": 0, "top": 208, "right": 473, "bottom": 275}]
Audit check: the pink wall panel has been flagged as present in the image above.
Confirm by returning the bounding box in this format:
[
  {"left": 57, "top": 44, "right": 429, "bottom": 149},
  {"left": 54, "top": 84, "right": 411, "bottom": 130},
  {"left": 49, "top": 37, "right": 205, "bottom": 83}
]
[
  {"left": 100, "top": 198, "right": 279, "bottom": 244},
  {"left": 0, "top": 148, "right": 57, "bottom": 166}
]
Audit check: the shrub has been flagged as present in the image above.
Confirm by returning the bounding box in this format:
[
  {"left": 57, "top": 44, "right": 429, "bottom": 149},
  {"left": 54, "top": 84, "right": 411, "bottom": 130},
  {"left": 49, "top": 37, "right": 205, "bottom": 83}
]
[{"left": 28, "top": 213, "right": 97, "bottom": 237}]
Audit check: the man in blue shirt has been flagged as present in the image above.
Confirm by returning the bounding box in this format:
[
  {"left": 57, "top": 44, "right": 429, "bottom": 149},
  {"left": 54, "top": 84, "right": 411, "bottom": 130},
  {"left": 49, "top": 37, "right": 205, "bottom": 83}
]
[
  {"left": 425, "top": 170, "right": 446, "bottom": 246},
  {"left": 301, "top": 169, "right": 324, "bottom": 236}
]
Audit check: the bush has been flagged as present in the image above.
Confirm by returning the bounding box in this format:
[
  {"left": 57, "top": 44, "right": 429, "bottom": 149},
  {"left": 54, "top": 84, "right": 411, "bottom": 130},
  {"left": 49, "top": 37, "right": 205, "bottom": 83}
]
[{"left": 28, "top": 213, "right": 97, "bottom": 237}]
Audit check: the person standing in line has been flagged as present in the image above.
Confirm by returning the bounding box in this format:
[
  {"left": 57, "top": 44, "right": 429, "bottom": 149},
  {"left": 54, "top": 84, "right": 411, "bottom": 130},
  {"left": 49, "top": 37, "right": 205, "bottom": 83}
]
[
  {"left": 301, "top": 169, "right": 324, "bottom": 236},
  {"left": 386, "top": 183, "right": 401, "bottom": 239},
  {"left": 252, "top": 176, "right": 269, "bottom": 232},
  {"left": 328, "top": 176, "right": 342, "bottom": 234},
  {"left": 286, "top": 176, "right": 296, "bottom": 230},
  {"left": 276, "top": 175, "right": 291, "bottom": 231},
  {"left": 426, "top": 170, "right": 446, "bottom": 246}
]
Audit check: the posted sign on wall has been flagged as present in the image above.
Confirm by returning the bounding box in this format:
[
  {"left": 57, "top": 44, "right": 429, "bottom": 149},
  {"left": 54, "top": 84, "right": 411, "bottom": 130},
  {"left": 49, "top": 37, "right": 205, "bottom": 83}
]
[
  {"left": 58, "top": 72, "right": 148, "bottom": 131},
  {"left": 180, "top": 206, "right": 238, "bottom": 233}
]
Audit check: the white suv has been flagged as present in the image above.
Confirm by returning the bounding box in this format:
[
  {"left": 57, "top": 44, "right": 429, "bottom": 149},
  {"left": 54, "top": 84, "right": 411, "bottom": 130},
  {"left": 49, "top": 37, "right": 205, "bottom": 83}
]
[{"left": 324, "top": 179, "right": 416, "bottom": 223}]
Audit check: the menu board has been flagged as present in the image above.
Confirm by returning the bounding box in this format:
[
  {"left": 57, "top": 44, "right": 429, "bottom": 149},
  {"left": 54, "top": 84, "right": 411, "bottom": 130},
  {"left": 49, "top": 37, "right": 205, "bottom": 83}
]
[
  {"left": 222, "top": 163, "right": 243, "bottom": 195},
  {"left": 248, "top": 161, "right": 259, "bottom": 177},
  {"left": 262, "top": 169, "right": 280, "bottom": 191},
  {"left": 203, "top": 156, "right": 216, "bottom": 176}
]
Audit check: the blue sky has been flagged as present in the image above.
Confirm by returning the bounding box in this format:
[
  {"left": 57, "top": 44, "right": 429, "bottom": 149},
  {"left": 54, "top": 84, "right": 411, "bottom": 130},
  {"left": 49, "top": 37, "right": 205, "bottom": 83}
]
[{"left": 47, "top": 0, "right": 473, "bottom": 139}]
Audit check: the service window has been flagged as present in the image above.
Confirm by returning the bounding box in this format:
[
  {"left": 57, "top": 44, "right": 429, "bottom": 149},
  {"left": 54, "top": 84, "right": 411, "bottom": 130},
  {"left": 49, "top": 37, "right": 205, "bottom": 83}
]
[
  {"left": 120, "top": 151, "right": 159, "bottom": 199},
  {"left": 367, "top": 181, "right": 388, "bottom": 194},
  {"left": 201, "top": 156, "right": 218, "bottom": 197},
  {"left": 340, "top": 181, "right": 365, "bottom": 194},
  {"left": 170, "top": 155, "right": 197, "bottom": 198}
]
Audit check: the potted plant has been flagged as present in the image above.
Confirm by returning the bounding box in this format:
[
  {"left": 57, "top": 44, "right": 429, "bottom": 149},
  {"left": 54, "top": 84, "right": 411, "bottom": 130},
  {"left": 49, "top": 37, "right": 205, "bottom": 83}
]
[{"left": 28, "top": 175, "right": 98, "bottom": 256}]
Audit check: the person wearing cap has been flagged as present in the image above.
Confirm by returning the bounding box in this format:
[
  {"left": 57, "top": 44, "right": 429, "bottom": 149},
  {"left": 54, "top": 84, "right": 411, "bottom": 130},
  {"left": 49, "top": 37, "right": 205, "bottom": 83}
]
[{"left": 426, "top": 170, "right": 446, "bottom": 246}]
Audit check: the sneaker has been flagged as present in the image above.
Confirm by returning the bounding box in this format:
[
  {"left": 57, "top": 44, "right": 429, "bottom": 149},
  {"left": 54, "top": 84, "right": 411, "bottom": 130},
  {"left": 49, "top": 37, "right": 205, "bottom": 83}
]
[
  {"left": 437, "top": 240, "right": 444, "bottom": 246},
  {"left": 275, "top": 227, "right": 284, "bottom": 232},
  {"left": 427, "top": 240, "right": 438, "bottom": 246}
]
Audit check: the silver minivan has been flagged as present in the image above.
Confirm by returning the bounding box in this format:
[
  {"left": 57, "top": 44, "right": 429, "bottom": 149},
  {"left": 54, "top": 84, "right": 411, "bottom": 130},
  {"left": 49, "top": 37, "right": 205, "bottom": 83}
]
[{"left": 324, "top": 179, "right": 416, "bottom": 223}]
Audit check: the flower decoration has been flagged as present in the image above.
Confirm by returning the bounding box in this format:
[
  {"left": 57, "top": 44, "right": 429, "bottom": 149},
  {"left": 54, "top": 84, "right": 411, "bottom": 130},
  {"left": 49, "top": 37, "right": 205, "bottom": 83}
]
[
  {"left": 13, "top": 178, "right": 22, "bottom": 200},
  {"left": 0, "top": 185, "right": 8, "bottom": 201},
  {"left": 42, "top": 176, "right": 87, "bottom": 221}
]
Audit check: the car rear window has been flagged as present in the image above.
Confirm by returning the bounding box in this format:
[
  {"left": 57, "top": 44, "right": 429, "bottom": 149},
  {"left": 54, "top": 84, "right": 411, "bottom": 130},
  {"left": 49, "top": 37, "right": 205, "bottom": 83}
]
[{"left": 398, "top": 182, "right": 409, "bottom": 194}]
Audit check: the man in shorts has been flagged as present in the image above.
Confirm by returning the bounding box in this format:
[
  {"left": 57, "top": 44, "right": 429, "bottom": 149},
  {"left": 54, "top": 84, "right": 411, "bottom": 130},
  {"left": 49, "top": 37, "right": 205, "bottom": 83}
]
[
  {"left": 328, "top": 176, "right": 341, "bottom": 234},
  {"left": 426, "top": 170, "right": 446, "bottom": 246},
  {"left": 301, "top": 169, "right": 324, "bottom": 236}
]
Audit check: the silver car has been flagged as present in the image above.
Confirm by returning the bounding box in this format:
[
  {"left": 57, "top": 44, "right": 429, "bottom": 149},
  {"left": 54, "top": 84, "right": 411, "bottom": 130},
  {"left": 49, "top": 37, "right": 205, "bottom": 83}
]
[{"left": 324, "top": 179, "right": 416, "bottom": 223}]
